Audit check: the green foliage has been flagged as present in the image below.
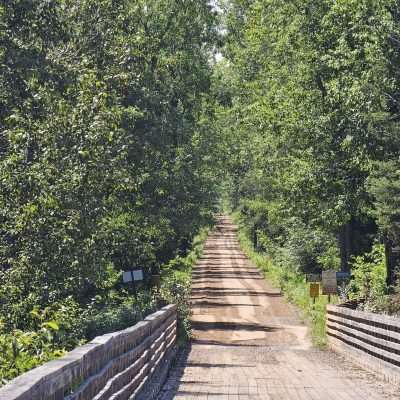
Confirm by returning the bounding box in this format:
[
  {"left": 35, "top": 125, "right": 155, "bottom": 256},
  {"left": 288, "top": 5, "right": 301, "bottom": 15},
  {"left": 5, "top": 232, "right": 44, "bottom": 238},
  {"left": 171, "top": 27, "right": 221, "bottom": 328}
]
[
  {"left": 233, "top": 212, "right": 332, "bottom": 347},
  {"left": 3, "top": 0, "right": 400, "bottom": 384},
  {"left": 0, "top": 0, "right": 219, "bottom": 325},
  {"left": 317, "top": 247, "right": 341, "bottom": 272},
  {"left": 0, "top": 0, "right": 220, "bottom": 384},
  {"left": 349, "top": 244, "right": 387, "bottom": 301},
  {"left": 0, "top": 313, "right": 66, "bottom": 385},
  {"left": 235, "top": 199, "right": 340, "bottom": 274},
  {"left": 380, "top": 280, "right": 400, "bottom": 315},
  {"left": 75, "top": 293, "right": 158, "bottom": 340},
  {"left": 160, "top": 274, "right": 192, "bottom": 343},
  {"left": 160, "top": 227, "right": 210, "bottom": 343},
  {"left": 368, "top": 161, "right": 400, "bottom": 243},
  {"left": 1, "top": 223, "right": 209, "bottom": 385},
  {"left": 0, "top": 1, "right": 219, "bottom": 321},
  {"left": 217, "top": 0, "right": 400, "bottom": 287},
  {"left": 0, "top": 291, "right": 161, "bottom": 384}
]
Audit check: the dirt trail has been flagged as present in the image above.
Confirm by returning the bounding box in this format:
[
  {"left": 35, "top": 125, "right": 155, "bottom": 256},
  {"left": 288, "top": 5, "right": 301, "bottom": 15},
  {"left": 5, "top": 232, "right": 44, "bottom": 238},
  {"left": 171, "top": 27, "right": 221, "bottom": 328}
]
[{"left": 159, "top": 216, "right": 399, "bottom": 399}]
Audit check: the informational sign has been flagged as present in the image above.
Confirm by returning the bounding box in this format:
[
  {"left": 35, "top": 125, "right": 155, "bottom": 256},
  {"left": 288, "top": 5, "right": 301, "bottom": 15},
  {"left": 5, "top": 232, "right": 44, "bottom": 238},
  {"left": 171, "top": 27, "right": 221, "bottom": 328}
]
[
  {"left": 322, "top": 270, "right": 337, "bottom": 295},
  {"left": 123, "top": 269, "right": 144, "bottom": 283},
  {"left": 309, "top": 283, "right": 320, "bottom": 298},
  {"left": 306, "top": 274, "right": 321, "bottom": 283}
]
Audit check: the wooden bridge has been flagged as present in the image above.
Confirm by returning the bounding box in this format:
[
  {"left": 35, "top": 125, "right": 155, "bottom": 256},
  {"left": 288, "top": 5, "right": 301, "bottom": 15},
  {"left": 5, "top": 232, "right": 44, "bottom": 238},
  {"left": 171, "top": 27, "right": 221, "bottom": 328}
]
[
  {"left": 0, "top": 305, "right": 177, "bottom": 400},
  {"left": 1, "top": 217, "right": 400, "bottom": 400}
]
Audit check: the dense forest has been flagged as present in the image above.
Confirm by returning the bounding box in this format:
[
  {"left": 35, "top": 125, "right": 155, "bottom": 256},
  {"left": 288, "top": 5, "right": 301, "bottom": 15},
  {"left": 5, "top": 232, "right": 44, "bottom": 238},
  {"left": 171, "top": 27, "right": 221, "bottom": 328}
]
[
  {"left": 217, "top": 0, "right": 400, "bottom": 305},
  {"left": 2, "top": 0, "right": 400, "bottom": 384},
  {"left": 0, "top": 0, "right": 221, "bottom": 382}
]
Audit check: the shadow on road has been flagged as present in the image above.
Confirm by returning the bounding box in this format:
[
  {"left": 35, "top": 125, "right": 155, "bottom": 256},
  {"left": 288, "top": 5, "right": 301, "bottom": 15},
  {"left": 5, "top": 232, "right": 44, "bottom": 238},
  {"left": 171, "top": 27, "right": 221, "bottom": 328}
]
[
  {"left": 191, "top": 320, "right": 280, "bottom": 332},
  {"left": 191, "top": 288, "right": 282, "bottom": 297},
  {"left": 191, "top": 300, "right": 261, "bottom": 308}
]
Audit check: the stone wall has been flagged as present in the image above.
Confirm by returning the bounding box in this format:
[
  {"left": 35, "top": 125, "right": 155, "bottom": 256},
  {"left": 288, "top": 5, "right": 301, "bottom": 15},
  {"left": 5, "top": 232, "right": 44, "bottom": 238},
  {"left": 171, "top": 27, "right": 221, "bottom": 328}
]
[
  {"left": 327, "top": 304, "right": 400, "bottom": 384},
  {"left": 0, "top": 304, "right": 177, "bottom": 400}
]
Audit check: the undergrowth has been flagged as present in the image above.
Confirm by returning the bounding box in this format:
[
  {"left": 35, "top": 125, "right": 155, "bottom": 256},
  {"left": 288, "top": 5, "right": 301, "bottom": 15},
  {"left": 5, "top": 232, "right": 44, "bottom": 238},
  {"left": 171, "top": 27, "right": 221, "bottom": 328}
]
[
  {"left": 0, "top": 227, "right": 211, "bottom": 386},
  {"left": 160, "top": 227, "right": 210, "bottom": 345}
]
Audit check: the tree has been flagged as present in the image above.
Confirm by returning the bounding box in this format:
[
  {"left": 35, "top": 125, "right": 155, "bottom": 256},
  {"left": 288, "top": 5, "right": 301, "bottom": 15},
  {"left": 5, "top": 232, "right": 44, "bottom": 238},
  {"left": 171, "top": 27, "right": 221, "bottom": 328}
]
[
  {"left": 217, "top": 0, "right": 400, "bottom": 277},
  {"left": 0, "top": 0, "right": 219, "bottom": 330}
]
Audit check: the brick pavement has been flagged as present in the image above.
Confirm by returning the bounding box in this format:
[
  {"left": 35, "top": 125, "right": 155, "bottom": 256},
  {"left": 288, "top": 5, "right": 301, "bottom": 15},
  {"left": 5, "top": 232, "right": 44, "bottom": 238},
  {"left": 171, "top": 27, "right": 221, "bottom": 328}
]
[{"left": 158, "top": 216, "right": 400, "bottom": 400}]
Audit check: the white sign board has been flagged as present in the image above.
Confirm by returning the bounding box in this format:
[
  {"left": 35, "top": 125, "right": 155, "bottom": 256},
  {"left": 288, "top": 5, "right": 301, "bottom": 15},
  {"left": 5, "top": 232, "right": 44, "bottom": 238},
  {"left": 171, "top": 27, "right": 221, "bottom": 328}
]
[
  {"left": 123, "top": 270, "right": 144, "bottom": 283},
  {"left": 322, "top": 270, "right": 337, "bottom": 295}
]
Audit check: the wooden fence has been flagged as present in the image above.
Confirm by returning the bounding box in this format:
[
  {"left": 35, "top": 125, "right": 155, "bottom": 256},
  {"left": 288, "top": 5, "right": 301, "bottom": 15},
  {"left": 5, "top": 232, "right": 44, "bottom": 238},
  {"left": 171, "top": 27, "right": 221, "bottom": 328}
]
[
  {"left": 0, "top": 304, "right": 177, "bottom": 400},
  {"left": 327, "top": 304, "right": 400, "bottom": 384}
]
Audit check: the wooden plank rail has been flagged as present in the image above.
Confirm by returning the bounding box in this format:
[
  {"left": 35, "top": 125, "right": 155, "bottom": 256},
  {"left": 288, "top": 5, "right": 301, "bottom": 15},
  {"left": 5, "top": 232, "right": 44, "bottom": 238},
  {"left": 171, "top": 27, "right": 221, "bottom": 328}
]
[
  {"left": 326, "top": 304, "right": 400, "bottom": 384},
  {"left": 0, "top": 305, "right": 177, "bottom": 400}
]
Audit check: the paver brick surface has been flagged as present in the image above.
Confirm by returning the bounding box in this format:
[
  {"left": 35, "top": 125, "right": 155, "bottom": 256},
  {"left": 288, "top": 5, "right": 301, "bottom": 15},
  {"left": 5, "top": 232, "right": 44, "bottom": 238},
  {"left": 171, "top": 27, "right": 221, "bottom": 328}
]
[{"left": 159, "top": 216, "right": 400, "bottom": 399}]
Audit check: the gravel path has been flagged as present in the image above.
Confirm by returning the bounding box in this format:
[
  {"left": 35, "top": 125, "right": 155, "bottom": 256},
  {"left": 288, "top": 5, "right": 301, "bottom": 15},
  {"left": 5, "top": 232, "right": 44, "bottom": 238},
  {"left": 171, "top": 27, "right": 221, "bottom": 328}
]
[{"left": 159, "top": 216, "right": 400, "bottom": 399}]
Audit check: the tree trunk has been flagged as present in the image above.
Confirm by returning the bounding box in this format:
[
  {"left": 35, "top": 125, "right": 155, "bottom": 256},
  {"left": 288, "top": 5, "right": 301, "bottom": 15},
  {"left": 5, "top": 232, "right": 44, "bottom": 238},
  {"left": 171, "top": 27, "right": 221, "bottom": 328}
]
[
  {"left": 252, "top": 223, "right": 258, "bottom": 250},
  {"left": 338, "top": 221, "right": 352, "bottom": 272},
  {"left": 384, "top": 236, "right": 396, "bottom": 289}
]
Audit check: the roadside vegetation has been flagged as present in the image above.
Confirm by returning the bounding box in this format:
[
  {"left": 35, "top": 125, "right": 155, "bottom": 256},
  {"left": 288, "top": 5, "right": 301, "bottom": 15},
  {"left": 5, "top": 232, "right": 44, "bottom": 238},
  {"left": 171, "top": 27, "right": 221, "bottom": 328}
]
[
  {"left": 0, "top": 0, "right": 220, "bottom": 385},
  {"left": 160, "top": 227, "right": 210, "bottom": 344},
  {"left": 3, "top": 0, "right": 400, "bottom": 386},
  {"left": 0, "top": 224, "right": 211, "bottom": 385},
  {"left": 215, "top": 1, "right": 400, "bottom": 319},
  {"left": 234, "top": 210, "right": 400, "bottom": 346},
  {"left": 233, "top": 211, "right": 333, "bottom": 347}
]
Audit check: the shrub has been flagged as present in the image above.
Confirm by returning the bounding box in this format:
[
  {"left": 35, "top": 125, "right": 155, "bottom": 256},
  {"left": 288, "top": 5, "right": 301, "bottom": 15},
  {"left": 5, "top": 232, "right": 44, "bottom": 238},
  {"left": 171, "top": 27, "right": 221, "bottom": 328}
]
[
  {"left": 74, "top": 292, "right": 158, "bottom": 340},
  {"left": 233, "top": 211, "right": 335, "bottom": 347},
  {"left": 159, "top": 273, "right": 192, "bottom": 342},
  {"left": 349, "top": 243, "right": 387, "bottom": 302},
  {"left": 159, "top": 227, "right": 210, "bottom": 343},
  {"left": 0, "top": 315, "right": 66, "bottom": 385}
]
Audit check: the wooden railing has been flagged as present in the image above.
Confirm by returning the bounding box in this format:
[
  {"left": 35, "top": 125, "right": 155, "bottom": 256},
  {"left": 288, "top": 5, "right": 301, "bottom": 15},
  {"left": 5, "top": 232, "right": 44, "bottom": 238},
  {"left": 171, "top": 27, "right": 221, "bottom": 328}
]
[
  {"left": 0, "top": 304, "right": 177, "bottom": 400},
  {"left": 327, "top": 304, "right": 400, "bottom": 384}
]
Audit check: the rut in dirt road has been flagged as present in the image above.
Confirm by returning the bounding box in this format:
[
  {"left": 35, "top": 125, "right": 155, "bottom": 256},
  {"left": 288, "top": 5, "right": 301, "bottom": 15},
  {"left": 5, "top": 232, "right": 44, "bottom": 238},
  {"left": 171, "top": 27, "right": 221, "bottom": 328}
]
[{"left": 159, "top": 216, "right": 399, "bottom": 399}]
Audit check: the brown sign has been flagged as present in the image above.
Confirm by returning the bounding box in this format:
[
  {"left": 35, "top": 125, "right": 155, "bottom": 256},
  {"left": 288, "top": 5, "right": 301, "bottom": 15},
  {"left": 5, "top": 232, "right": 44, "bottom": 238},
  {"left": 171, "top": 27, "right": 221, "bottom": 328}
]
[{"left": 309, "top": 283, "right": 320, "bottom": 298}]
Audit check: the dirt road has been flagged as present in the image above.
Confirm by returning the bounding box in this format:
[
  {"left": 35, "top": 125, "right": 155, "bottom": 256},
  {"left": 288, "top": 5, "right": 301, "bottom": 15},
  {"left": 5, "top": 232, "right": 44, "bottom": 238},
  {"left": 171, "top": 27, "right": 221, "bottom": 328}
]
[{"left": 159, "top": 216, "right": 399, "bottom": 399}]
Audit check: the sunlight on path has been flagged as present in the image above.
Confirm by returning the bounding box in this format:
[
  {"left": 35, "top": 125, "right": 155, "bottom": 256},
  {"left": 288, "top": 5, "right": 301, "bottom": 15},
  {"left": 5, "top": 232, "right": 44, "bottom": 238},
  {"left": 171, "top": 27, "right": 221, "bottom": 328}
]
[{"left": 158, "top": 216, "right": 399, "bottom": 400}]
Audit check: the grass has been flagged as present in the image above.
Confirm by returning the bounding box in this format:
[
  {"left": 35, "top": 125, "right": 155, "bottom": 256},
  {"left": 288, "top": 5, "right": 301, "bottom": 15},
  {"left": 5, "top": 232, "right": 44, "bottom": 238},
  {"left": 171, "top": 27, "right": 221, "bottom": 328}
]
[
  {"left": 160, "top": 226, "right": 211, "bottom": 345},
  {"left": 0, "top": 227, "right": 211, "bottom": 386},
  {"left": 232, "top": 212, "right": 337, "bottom": 348},
  {"left": 161, "top": 226, "right": 210, "bottom": 283}
]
